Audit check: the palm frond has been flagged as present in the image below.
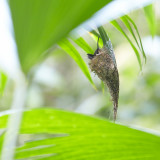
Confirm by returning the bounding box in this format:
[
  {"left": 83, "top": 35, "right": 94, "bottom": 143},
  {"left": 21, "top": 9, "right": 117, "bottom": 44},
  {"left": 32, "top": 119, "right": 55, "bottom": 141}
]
[
  {"left": 110, "top": 20, "right": 142, "bottom": 70},
  {"left": 59, "top": 38, "right": 96, "bottom": 89},
  {"left": 144, "top": 4, "right": 156, "bottom": 38},
  {"left": 0, "top": 109, "right": 159, "bottom": 160}
]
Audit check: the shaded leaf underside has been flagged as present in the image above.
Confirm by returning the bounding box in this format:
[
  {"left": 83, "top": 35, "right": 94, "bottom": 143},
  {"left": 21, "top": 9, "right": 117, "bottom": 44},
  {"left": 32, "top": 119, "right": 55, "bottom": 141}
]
[{"left": 8, "top": 0, "right": 112, "bottom": 73}]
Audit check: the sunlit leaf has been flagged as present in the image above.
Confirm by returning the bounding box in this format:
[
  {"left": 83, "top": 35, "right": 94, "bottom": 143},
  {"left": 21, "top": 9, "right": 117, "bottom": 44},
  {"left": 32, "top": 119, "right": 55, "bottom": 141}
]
[
  {"left": 8, "top": 0, "right": 112, "bottom": 73},
  {"left": 90, "top": 31, "right": 103, "bottom": 48},
  {"left": 110, "top": 20, "right": 142, "bottom": 70},
  {"left": 90, "top": 30, "right": 100, "bottom": 38},
  {"left": 59, "top": 39, "right": 96, "bottom": 89},
  {"left": 72, "top": 37, "right": 94, "bottom": 54},
  {"left": 0, "top": 72, "right": 7, "bottom": 96},
  {"left": 122, "top": 15, "right": 146, "bottom": 63},
  {"left": 120, "top": 17, "right": 140, "bottom": 50},
  {"left": 0, "top": 131, "right": 5, "bottom": 154},
  {"left": 0, "top": 109, "right": 160, "bottom": 159},
  {"left": 144, "top": 4, "right": 156, "bottom": 38}
]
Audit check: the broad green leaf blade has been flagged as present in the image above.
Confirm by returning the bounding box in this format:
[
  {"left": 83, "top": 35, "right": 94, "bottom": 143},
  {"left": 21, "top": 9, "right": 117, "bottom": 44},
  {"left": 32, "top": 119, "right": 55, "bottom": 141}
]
[
  {"left": 144, "top": 4, "right": 156, "bottom": 38},
  {"left": 59, "top": 39, "right": 96, "bottom": 89},
  {"left": 124, "top": 15, "right": 147, "bottom": 63},
  {"left": 0, "top": 72, "right": 7, "bottom": 96},
  {"left": 8, "top": 0, "right": 112, "bottom": 73},
  {"left": 0, "top": 109, "right": 160, "bottom": 160},
  {"left": 110, "top": 20, "right": 142, "bottom": 70},
  {"left": 72, "top": 37, "right": 94, "bottom": 54}
]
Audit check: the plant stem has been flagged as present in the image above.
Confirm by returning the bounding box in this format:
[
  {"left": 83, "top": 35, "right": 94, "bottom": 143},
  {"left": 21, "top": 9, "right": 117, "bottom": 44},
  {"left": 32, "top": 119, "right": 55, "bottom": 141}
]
[
  {"left": 98, "top": 26, "right": 117, "bottom": 65},
  {"left": 1, "top": 73, "right": 27, "bottom": 160},
  {"left": 98, "top": 26, "right": 109, "bottom": 45}
]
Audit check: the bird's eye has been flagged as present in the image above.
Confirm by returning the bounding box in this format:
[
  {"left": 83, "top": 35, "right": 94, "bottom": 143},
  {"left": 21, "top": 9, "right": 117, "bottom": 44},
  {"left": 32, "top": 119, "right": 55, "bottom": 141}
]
[{"left": 96, "top": 51, "right": 101, "bottom": 55}]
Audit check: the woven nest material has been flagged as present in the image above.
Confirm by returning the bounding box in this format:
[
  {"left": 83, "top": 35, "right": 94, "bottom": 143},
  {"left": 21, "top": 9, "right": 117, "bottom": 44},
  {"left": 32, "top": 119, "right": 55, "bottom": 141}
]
[{"left": 88, "top": 47, "right": 119, "bottom": 120}]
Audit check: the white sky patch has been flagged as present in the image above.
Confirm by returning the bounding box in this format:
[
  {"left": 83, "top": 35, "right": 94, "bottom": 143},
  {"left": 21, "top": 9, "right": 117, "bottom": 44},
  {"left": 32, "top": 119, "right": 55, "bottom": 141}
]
[{"left": 142, "top": 36, "right": 160, "bottom": 58}]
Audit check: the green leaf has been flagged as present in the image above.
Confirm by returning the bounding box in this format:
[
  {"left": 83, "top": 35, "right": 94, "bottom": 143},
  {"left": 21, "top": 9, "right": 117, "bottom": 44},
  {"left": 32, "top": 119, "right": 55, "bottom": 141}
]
[
  {"left": 122, "top": 15, "right": 147, "bottom": 63},
  {"left": 0, "top": 109, "right": 160, "bottom": 160},
  {"left": 0, "top": 131, "right": 5, "bottom": 154},
  {"left": 8, "top": 0, "right": 112, "bottom": 73},
  {"left": 110, "top": 20, "right": 142, "bottom": 70},
  {"left": 97, "top": 26, "right": 109, "bottom": 46},
  {"left": 0, "top": 72, "right": 7, "bottom": 96},
  {"left": 59, "top": 39, "right": 96, "bottom": 89},
  {"left": 72, "top": 37, "right": 94, "bottom": 54},
  {"left": 144, "top": 4, "right": 156, "bottom": 38},
  {"left": 90, "top": 30, "right": 103, "bottom": 48},
  {"left": 90, "top": 30, "right": 100, "bottom": 38}
]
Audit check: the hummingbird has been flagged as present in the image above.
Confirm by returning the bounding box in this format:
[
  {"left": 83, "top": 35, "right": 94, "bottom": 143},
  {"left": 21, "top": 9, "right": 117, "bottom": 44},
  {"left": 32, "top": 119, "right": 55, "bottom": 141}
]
[{"left": 87, "top": 37, "right": 119, "bottom": 121}]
